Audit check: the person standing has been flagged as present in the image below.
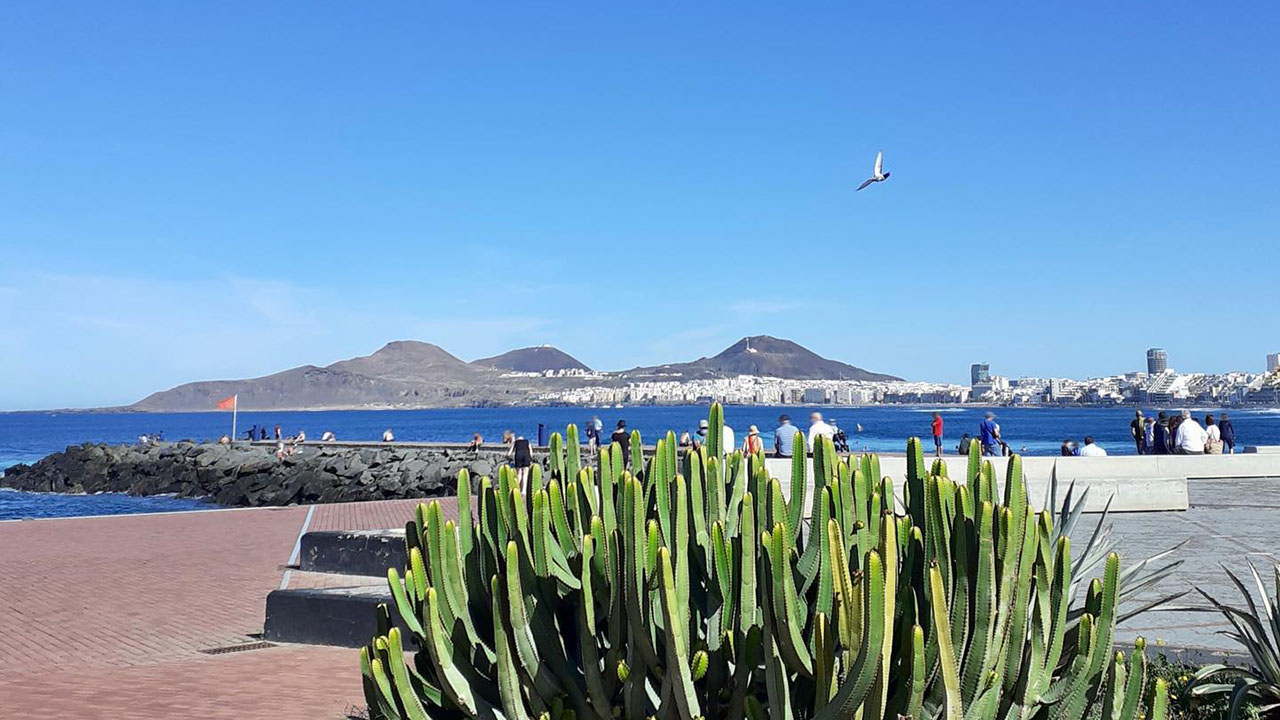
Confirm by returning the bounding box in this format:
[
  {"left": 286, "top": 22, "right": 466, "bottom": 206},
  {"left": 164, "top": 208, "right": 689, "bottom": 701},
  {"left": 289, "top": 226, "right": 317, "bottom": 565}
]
[
  {"left": 1151, "top": 412, "right": 1170, "bottom": 455},
  {"left": 1204, "top": 415, "right": 1223, "bottom": 454},
  {"left": 742, "top": 426, "right": 764, "bottom": 455},
  {"left": 957, "top": 433, "right": 973, "bottom": 455},
  {"left": 979, "top": 412, "right": 1001, "bottom": 457},
  {"left": 1144, "top": 417, "right": 1155, "bottom": 452},
  {"left": 584, "top": 418, "right": 599, "bottom": 452},
  {"left": 1079, "top": 436, "right": 1107, "bottom": 456},
  {"left": 773, "top": 415, "right": 797, "bottom": 458},
  {"left": 1174, "top": 410, "right": 1207, "bottom": 454},
  {"left": 930, "top": 412, "right": 944, "bottom": 458},
  {"left": 807, "top": 412, "right": 835, "bottom": 453},
  {"left": 611, "top": 420, "right": 632, "bottom": 465},
  {"left": 1219, "top": 412, "right": 1236, "bottom": 453},
  {"left": 274, "top": 425, "right": 282, "bottom": 441},
  {"left": 721, "top": 422, "right": 736, "bottom": 458},
  {"left": 1130, "top": 410, "right": 1147, "bottom": 455}
]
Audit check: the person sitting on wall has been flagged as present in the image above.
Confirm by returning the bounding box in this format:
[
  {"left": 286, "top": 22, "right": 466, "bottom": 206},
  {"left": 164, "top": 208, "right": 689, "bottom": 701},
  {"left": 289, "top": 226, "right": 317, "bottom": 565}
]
[{"left": 467, "top": 433, "right": 483, "bottom": 452}]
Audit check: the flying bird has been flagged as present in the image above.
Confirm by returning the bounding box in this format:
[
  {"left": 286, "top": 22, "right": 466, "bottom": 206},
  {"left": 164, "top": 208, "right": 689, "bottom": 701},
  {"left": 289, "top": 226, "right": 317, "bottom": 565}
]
[{"left": 856, "top": 151, "right": 890, "bottom": 191}]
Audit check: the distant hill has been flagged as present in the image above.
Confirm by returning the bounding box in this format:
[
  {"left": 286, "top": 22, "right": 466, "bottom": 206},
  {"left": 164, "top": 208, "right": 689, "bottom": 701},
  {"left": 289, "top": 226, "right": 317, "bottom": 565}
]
[
  {"left": 473, "top": 346, "right": 591, "bottom": 373},
  {"left": 623, "top": 335, "right": 901, "bottom": 382},
  {"left": 329, "top": 341, "right": 477, "bottom": 383}
]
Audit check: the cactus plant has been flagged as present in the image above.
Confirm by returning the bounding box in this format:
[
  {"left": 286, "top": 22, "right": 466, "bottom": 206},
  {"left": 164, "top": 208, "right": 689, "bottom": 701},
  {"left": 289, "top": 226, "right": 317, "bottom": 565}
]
[{"left": 360, "top": 403, "right": 1171, "bottom": 719}]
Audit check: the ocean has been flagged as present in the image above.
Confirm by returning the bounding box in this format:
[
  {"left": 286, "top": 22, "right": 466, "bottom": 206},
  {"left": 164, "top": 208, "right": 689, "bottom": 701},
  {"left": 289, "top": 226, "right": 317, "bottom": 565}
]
[{"left": 3, "top": 405, "right": 1278, "bottom": 520}]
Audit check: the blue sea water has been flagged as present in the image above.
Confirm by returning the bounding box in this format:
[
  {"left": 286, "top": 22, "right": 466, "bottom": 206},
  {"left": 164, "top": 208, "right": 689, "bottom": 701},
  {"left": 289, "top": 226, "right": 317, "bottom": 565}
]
[{"left": 3, "top": 405, "right": 1278, "bottom": 520}]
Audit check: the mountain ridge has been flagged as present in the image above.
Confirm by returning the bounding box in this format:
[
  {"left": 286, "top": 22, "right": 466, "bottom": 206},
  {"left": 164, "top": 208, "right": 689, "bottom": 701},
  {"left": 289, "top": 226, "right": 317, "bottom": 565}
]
[{"left": 128, "top": 336, "right": 901, "bottom": 411}]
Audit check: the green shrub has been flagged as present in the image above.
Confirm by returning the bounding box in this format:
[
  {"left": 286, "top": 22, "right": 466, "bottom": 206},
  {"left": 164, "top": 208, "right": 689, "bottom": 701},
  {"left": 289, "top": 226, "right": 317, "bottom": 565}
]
[
  {"left": 1190, "top": 561, "right": 1280, "bottom": 718},
  {"left": 360, "top": 404, "right": 1171, "bottom": 719}
]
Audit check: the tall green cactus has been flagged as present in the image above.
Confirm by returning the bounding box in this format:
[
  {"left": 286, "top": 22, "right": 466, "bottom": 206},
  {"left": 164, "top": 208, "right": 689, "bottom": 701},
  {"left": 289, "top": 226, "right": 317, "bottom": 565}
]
[{"left": 361, "top": 403, "right": 1170, "bottom": 720}]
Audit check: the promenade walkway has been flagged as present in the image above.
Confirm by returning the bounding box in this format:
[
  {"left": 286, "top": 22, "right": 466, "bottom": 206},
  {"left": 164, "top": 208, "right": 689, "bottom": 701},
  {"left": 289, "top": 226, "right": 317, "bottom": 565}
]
[{"left": 0, "top": 499, "right": 423, "bottom": 719}]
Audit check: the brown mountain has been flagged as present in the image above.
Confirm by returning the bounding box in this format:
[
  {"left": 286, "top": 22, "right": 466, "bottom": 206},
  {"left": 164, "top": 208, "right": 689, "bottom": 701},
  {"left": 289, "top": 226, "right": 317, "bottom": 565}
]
[
  {"left": 127, "top": 336, "right": 901, "bottom": 411},
  {"left": 623, "top": 335, "right": 901, "bottom": 381},
  {"left": 329, "top": 341, "right": 477, "bottom": 383},
  {"left": 473, "top": 346, "right": 591, "bottom": 373}
]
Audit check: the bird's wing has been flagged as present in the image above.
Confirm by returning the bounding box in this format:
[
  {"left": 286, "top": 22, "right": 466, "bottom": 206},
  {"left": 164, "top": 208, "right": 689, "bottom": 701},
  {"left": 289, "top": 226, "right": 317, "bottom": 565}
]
[
  {"left": 856, "top": 177, "right": 875, "bottom": 191},
  {"left": 874, "top": 151, "right": 883, "bottom": 177}
]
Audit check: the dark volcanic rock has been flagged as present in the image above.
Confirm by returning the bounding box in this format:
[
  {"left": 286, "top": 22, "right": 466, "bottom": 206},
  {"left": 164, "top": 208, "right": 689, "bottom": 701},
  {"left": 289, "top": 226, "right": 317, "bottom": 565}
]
[{"left": 0, "top": 442, "right": 537, "bottom": 508}]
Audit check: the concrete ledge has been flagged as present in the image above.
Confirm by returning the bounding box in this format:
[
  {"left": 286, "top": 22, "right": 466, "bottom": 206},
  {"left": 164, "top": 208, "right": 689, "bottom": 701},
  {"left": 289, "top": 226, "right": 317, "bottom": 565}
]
[
  {"left": 763, "top": 457, "right": 1190, "bottom": 513},
  {"left": 300, "top": 529, "right": 406, "bottom": 577},
  {"left": 264, "top": 586, "right": 397, "bottom": 648}
]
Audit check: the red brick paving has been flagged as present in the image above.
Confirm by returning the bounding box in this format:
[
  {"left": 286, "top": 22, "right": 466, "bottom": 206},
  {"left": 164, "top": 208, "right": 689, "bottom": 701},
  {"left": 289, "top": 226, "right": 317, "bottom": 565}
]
[{"left": 0, "top": 497, "right": 445, "bottom": 719}]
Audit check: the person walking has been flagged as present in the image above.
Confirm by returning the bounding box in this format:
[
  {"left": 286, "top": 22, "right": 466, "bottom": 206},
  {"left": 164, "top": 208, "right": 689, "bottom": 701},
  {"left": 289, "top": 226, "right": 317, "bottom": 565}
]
[
  {"left": 742, "top": 426, "right": 764, "bottom": 455},
  {"left": 508, "top": 433, "right": 534, "bottom": 491},
  {"left": 1130, "top": 410, "right": 1147, "bottom": 455},
  {"left": 1204, "top": 415, "right": 1223, "bottom": 454},
  {"left": 979, "top": 412, "right": 1002, "bottom": 457},
  {"left": 773, "top": 415, "right": 797, "bottom": 458},
  {"left": 807, "top": 412, "right": 835, "bottom": 453},
  {"left": 931, "top": 412, "right": 944, "bottom": 458},
  {"left": 1079, "top": 436, "right": 1107, "bottom": 456},
  {"left": 1219, "top": 412, "right": 1236, "bottom": 453},
  {"left": 1174, "top": 410, "right": 1207, "bottom": 454}
]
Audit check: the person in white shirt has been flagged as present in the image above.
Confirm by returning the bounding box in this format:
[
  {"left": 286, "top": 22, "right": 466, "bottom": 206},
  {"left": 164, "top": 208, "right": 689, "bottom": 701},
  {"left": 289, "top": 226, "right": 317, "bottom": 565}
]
[
  {"left": 721, "top": 424, "right": 735, "bottom": 457},
  {"left": 1174, "top": 410, "right": 1207, "bottom": 454},
  {"left": 807, "top": 412, "right": 835, "bottom": 452},
  {"left": 382, "top": 428, "right": 395, "bottom": 443},
  {"left": 1078, "top": 436, "right": 1107, "bottom": 457}
]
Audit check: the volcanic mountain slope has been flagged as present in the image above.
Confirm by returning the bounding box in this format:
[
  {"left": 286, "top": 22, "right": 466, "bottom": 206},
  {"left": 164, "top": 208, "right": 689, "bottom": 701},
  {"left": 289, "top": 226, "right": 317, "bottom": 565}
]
[
  {"left": 131, "top": 341, "right": 489, "bottom": 411},
  {"left": 128, "top": 336, "right": 902, "bottom": 411},
  {"left": 622, "top": 335, "right": 901, "bottom": 381},
  {"left": 472, "top": 346, "right": 591, "bottom": 373}
]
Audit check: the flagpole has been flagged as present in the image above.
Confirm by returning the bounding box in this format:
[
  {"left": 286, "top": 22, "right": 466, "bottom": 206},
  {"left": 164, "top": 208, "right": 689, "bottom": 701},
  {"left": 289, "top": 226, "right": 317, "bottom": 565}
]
[{"left": 232, "top": 394, "right": 238, "bottom": 441}]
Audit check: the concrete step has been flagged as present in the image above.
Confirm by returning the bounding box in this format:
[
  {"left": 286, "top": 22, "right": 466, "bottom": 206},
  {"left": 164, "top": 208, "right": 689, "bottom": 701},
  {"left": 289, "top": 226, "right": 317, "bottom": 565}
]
[
  {"left": 264, "top": 585, "right": 400, "bottom": 648},
  {"left": 300, "top": 529, "right": 406, "bottom": 577}
]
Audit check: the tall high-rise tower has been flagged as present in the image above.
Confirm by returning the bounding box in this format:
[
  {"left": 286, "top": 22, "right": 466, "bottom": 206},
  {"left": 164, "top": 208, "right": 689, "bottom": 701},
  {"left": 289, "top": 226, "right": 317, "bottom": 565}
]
[
  {"left": 1146, "top": 348, "right": 1167, "bottom": 375},
  {"left": 970, "top": 363, "right": 990, "bottom": 386}
]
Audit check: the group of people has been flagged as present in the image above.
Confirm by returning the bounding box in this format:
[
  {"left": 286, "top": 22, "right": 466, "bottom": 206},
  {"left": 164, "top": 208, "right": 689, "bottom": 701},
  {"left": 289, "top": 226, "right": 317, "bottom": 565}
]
[
  {"left": 1128, "top": 409, "right": 1234, "bottom": 455},
  {"left": 952, "top": 412, "right": 1016, "bottom": 458}
]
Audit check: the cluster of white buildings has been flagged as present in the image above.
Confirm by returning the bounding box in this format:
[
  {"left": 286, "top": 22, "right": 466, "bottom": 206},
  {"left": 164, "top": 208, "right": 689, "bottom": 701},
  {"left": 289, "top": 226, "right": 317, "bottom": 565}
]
[
  {"left": 534, "top": 349, "right": 1280, "bottom": 408},
  {"left": 968, "top": 349, "right": 1280, "bottom": 406},
  {"left": 538, "top": 375, "right": 970, "bottom": 407}
]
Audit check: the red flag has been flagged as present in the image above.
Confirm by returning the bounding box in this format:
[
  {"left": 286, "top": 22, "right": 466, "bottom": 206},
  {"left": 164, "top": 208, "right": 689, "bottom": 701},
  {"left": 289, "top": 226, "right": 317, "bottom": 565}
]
[{"left": 216, "top": 394, "right": 237, "bottom": 410}]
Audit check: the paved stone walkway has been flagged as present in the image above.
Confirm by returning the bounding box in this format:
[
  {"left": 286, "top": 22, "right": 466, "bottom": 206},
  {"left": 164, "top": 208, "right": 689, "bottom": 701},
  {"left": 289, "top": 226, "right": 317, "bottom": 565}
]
[
  {"left": 1100, "top": 477, "right": 1280, "bottom": 662},
  {"left": 0, "top": 498, "right": 429, "bottom": 719}
]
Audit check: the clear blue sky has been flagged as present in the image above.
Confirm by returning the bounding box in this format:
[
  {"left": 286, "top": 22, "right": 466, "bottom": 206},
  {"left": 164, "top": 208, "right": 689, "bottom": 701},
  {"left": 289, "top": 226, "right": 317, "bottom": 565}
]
[{"left": 2, "top": 1, "right": 1277, "bottom": 410}]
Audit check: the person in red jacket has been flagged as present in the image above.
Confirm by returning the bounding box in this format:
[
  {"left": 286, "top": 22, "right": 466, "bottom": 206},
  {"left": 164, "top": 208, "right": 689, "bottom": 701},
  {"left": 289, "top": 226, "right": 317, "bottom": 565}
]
[{"left": 931, "top": 412, "right": 944, "bottom": 458}]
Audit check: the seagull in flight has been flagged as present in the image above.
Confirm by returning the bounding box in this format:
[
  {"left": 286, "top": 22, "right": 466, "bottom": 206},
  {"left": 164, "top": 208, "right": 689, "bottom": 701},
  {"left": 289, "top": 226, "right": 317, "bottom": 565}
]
[{"left": 856, "top": 151, "right": 890, "bottom": 191}]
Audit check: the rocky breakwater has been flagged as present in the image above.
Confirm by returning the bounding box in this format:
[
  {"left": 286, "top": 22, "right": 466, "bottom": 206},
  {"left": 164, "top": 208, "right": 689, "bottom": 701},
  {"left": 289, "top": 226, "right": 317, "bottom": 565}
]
[{"left": 0, "top": 442, "right": 522, "bottom": 507}]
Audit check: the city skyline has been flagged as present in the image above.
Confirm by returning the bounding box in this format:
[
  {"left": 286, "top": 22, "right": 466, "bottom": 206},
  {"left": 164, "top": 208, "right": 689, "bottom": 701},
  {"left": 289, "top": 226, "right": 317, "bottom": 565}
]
[{"left": 3, "top": 2, "right": 1279, "bottom": 409}]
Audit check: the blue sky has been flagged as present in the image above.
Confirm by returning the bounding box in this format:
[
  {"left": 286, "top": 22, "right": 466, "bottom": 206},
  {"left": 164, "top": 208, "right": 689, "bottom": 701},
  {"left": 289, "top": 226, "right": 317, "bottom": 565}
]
[{"left": 2, "top": 2, "right": 1277, "bottom": 409}]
